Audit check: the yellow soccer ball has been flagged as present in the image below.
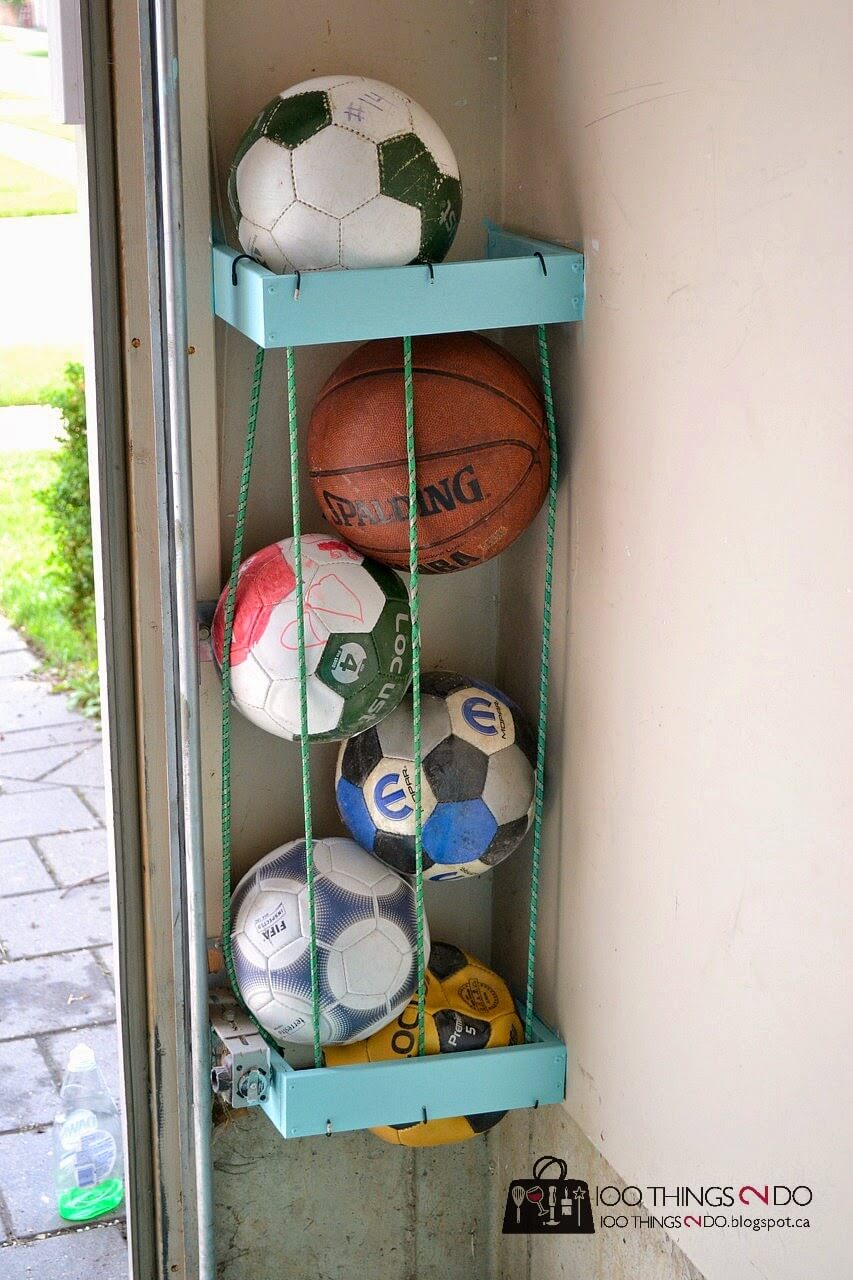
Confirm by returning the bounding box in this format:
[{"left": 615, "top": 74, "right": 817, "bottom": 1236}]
[{"left": 325, "top": 942, "right": 522, "bottom": 1146}]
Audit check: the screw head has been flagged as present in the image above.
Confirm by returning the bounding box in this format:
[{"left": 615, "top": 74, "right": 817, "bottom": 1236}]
[{"left": 237, "top": 1068, "right": 268, "bottom": 1103}]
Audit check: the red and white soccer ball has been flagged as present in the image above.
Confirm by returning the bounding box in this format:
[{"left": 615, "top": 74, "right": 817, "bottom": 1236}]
[{"left": 212, "top": 534, "right": 412, "bottom": 742}]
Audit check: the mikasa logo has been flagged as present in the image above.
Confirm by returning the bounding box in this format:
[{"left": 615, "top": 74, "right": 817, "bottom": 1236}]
[{"left": 323, "top": 465, "right": 484, "bottom": 528}]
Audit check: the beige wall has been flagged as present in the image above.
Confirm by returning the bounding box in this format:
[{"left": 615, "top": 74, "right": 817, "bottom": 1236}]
[
  {"left": 494, "top": 2, "right": 851, "bottom": 1277},
  {"left": 189, "top": 1, "right": 849, "bottom": 1275}
]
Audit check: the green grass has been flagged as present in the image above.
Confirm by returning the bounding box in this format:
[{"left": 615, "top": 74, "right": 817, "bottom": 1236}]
[
  {"left": 0, "top": 346, "right": 83, "bottom": 407},
  {"left": 0, "top": 451, "right": 98, "bottom": 713},
  {"left": 25, "top": 48, "right": 48, "bottom": 58},
  {"left": 9, "top": 114, "right": 76, "bottom": 141},
  {"left": 0, "top": 99, "right": 76, "bottom": 140},
  {"left": 0, "top": 153, "right": 76, "bottom": 217}
]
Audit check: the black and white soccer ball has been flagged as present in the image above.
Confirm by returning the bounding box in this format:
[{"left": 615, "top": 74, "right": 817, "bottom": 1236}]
[
  {"left": 230, "top": 837, "right": 429, "bottom": 1045},
  {"left": 335, "top": 672, "right": 537, "bottom": 881}
]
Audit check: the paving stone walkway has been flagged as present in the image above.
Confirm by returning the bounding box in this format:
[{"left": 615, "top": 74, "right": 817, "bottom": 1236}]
[{"left": 0, "top": 615, "right": 127, "bottom": 1278}]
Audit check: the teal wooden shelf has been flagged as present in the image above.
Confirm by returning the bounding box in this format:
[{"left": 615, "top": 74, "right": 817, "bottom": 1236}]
[
  {"left": 212, "top": 221, "right": 584, "bottom": 348},
  {"left": 209, "top": 220, "right": 576, "bottom": 1137},
  {"left": 262, "top": 1014, "right": 567, "bottom": 1140}
]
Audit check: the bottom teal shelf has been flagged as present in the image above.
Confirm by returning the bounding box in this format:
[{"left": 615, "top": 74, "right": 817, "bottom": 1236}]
[{"left": 259, "top": 1013, "right": 567, "bottom": 1140}]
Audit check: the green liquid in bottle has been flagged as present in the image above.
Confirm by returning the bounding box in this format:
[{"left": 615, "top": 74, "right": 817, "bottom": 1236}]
[{"left": 58, "top": 1177, "right": 124, "bottom": 1222}]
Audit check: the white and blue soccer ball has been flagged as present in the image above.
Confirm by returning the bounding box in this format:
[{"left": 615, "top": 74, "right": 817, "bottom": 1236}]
[
  {"left": 229, "top": 75, "right": 462, "bottom": 272},
  {"left": 231, "top": 837, "right": 429, "bottom": 1045},
  {"left": 335, "top": 672, "right": 537, "bottom": 882}
]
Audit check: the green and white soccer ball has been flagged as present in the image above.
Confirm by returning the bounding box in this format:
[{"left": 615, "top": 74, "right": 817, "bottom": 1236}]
[{"left": 229, "top": 75, "right": 462, "bottom": 272}]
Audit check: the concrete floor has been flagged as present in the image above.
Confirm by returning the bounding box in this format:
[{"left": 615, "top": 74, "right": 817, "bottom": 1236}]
[{"left": 0, "top": 615, "right": 127, "bottom": 1278}]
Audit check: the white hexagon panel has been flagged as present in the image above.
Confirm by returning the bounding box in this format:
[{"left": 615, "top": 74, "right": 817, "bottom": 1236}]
[
  {"left": 327, "top": 80, "right": 412, "bottom": 143},
  {"left": 229, "top": 650, "right": 273, "bottom": 712},
  {"left": 342, "top": 928, "right": 402, "bottom": 1003},
  {"left": 237, "top": 219, "right": 292, "bottom": 274},
  {"left": 375, "top": 690, "right": 451, "bottom": 761},
  {"left": 250, "top": 597, "right": 328, "bottom": 683},
  {"left": 235, "top": 138, "right": 295, "bottom": 230},
  {"left": 242, "top": 889, "right": 302, "bottom": 963},
  {"left": 341, "top": 195, "right": 421, "bottom": 268},
  {"left": 363, "top": 758, "right": 438, "bottom": 836},
  {"left": 278, "top": 75, "right": 359, "bottom": 99},
  {"left": 445, "top": 687, "right": 517, "bottom": 756},
  {"left": 292, "top": 126, "right": 380, "bottom": 217},
  {"left": 264, "top": 671, "right": 345, "bottom": 739},
  {"left": 305, "top": 565, "right": 386, "bottom": 635},
  {"left": 271, "top": 202, "right": 340, "bottom": 270},
  {"left": 482, "top": 747, "right": 535, "bottom": 825}
]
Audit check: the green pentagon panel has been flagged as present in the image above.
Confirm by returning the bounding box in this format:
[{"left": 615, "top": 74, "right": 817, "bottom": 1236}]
[
  {"left": 227, "top": 104, "right": 270, "bottom": 225},
  {"left": 335, "top": 663, "right": 411, "bottom": 738},
  {"left": 263, "top": 91, "right": 332, "bottom": 149},
  {"left": 377, "top": 134, "right": 462, "bottom": 263},
  {"left": 378, "top": 133, "right": 439, "bottom": 208},
  {"left": 373, "top": 595, "right": 412, "bottom": 681},
  {"left": 318, "top": 631, "right": 380, "bottom": 700},
  {"left": 417, "top": 173, "right": 462, "bottom": 264},
  {"left": 327, "top": 595, "right": 412, "bottom": 736}
]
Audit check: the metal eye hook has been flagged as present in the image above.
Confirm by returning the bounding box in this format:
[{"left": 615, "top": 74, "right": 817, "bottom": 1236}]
[
  {"left": 426, "top": 262, "right": 435, "bottom": 283},
  {"left": 533, "top": 1099, "right": 540, "bottom": 1109},
  {"left": 325, "top": 1118, "right": 332, "bottom": 1137},
  {"left": 230, "top": 253, "right": 255, "bottom": 287},
  {"left": 421, "top": 1106, "right": 429, "bottom": 1124},
  {"left": 293, "top": 270, "right": 302, "bottom": 301},
  {"left": 533, "top": 251, "right": 548, "bottom": 277}
]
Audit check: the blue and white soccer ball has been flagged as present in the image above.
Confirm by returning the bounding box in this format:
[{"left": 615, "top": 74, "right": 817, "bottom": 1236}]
[
  {"left": 230, "top": 837, "right": 429, "bottom": 1045},
  {"left": 335, "top": 672, "right": 537, "bottom": 882}
]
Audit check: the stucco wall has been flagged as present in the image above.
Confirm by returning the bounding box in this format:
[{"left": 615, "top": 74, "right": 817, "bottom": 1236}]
[{"left": 493, "top": 2, "right": 850, "bottom": 1278}]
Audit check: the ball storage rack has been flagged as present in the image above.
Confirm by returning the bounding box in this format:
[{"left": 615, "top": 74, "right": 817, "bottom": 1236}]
[{"left": 207, "top": 222, "right": 584, "bottom": 1140}]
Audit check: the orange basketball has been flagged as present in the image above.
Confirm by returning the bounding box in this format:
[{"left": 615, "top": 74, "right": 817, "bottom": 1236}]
[{"left": 307, "top": 333, "right": 549, "bottom": 574}]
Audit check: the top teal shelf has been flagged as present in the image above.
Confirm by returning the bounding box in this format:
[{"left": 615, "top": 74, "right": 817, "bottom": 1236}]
[{"left": 212, "top": 222, "right": 584, "bottom": 348}]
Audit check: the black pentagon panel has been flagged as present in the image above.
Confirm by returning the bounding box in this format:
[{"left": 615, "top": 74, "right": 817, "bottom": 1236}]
[
  {"left": 422, "top": 670, "right": 470, "bottom": 699},
  {"left": 481, "top": 815, "right": 531, "bottom": 867},
  {"left": 465, "top": 1109, "right": 507, "bottom": 1135},
  {"left": 388, "top": 1120, "right": 418, "bottom": 1132},
  {"left": 427, "top": 941, "right": 468, "bottom": 981},
  {"left": 374, "top": 830, "right": 435, "bottom": 876},
  {"left": 423, "top": 736, "right": 488, "bottom": 803},
  {"left": 339, "top": 727, "right": 383, "bottom": 786},
  {"left": 434, "top": 1009, "right": 491, "bottom": 1053}
]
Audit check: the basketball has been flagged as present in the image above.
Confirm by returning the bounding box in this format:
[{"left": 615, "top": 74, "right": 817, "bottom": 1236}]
[{"left": 307, "top": 333, "right": 549, "bottom": 574}]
